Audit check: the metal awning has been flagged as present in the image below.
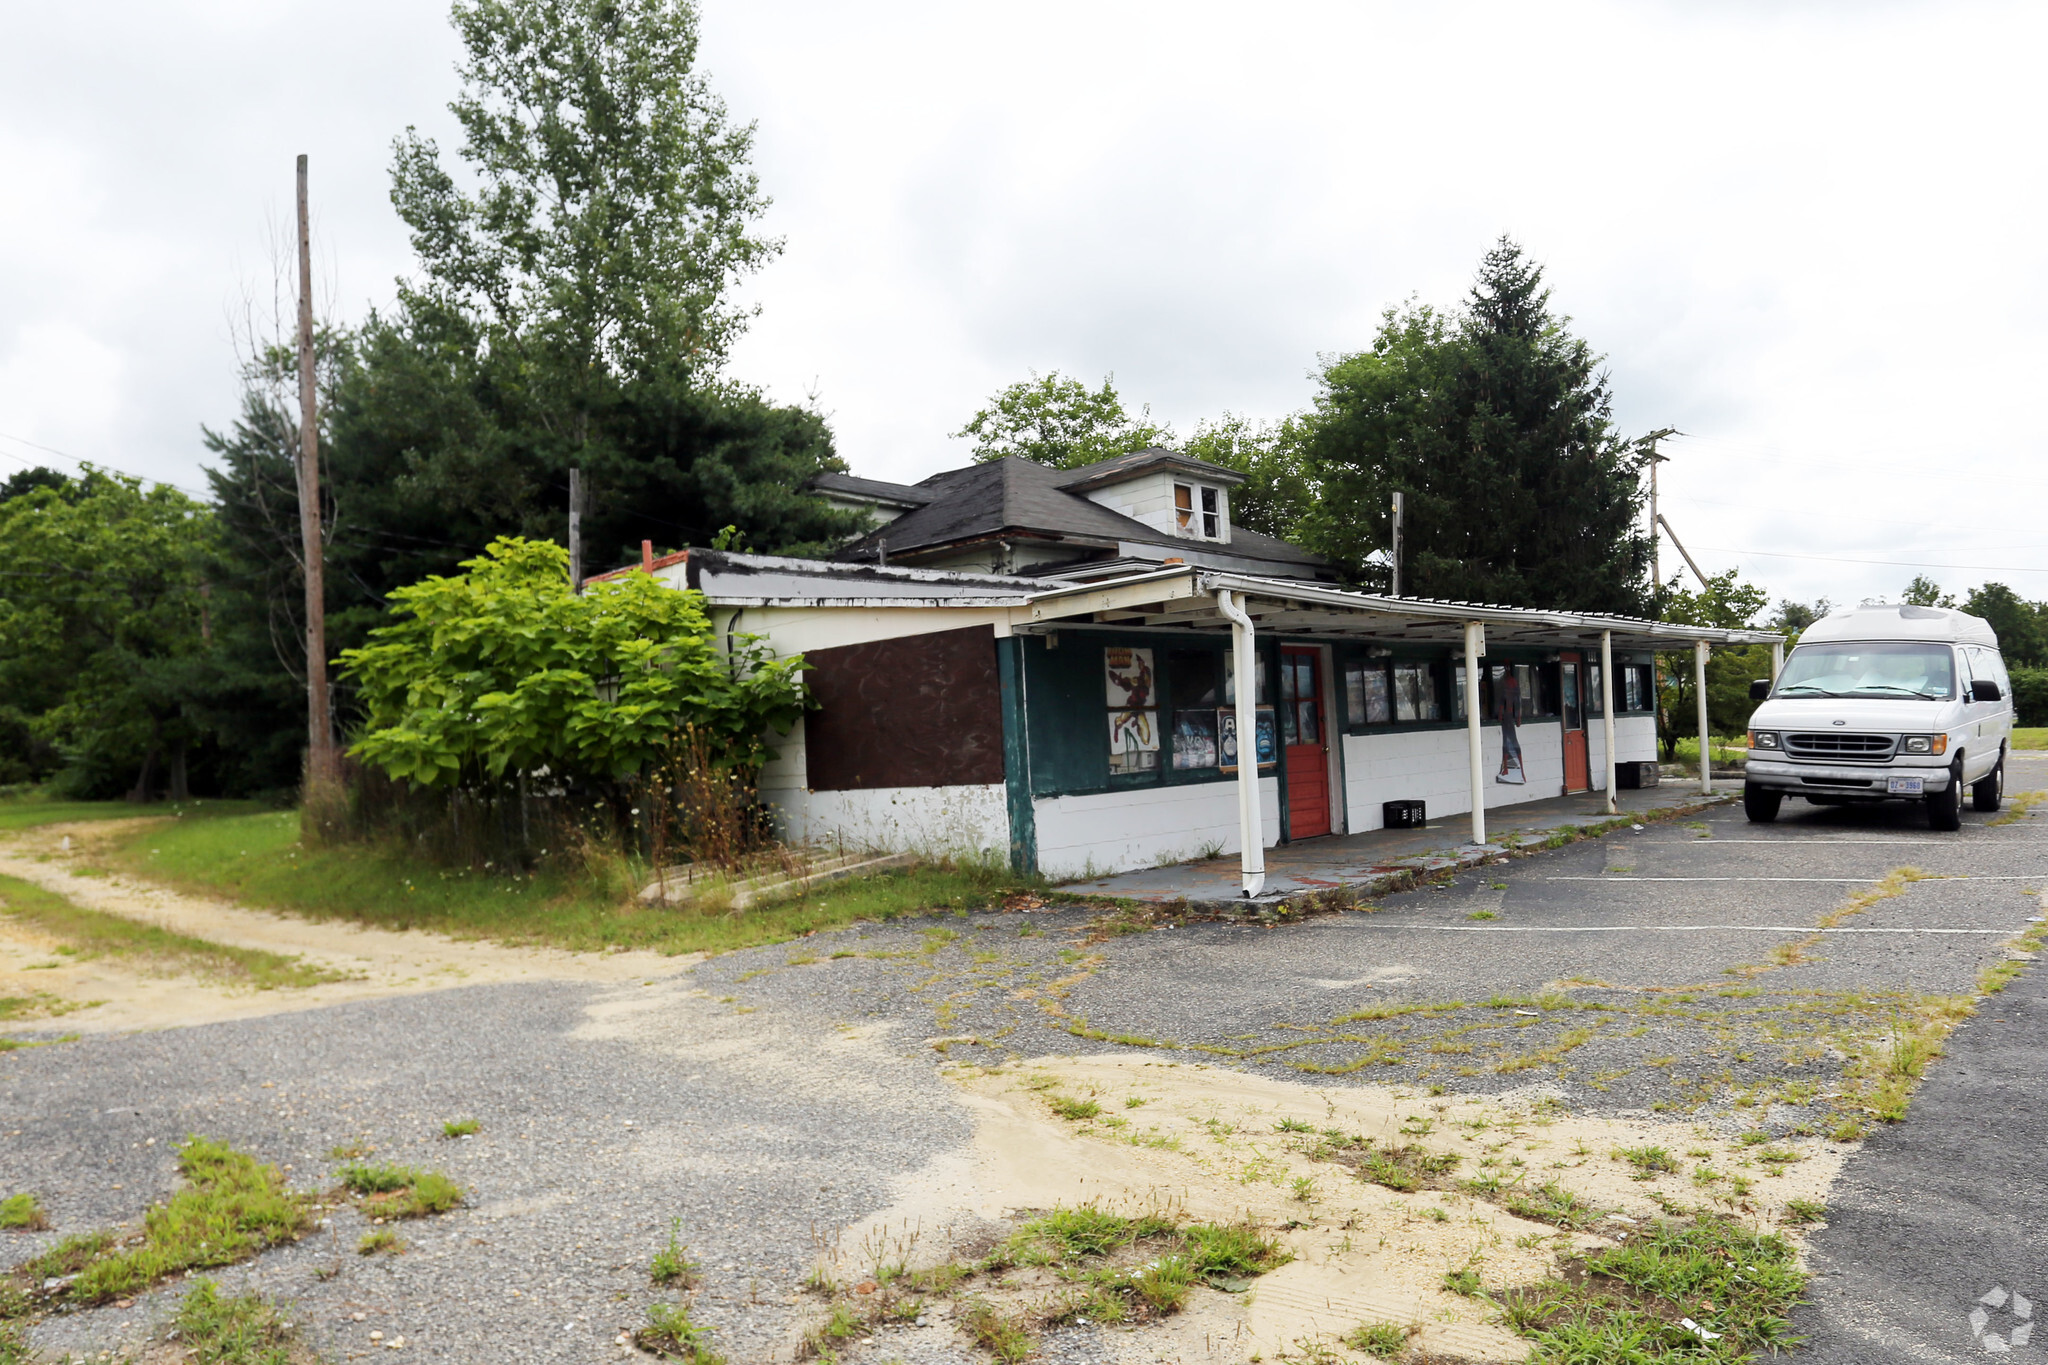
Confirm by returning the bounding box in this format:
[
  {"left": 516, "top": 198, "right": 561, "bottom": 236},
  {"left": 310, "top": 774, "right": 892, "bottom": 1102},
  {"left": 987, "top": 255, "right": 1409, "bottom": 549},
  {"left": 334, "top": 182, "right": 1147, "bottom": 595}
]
[
  {"left": 1020, "top": 566, "right": 1784, "bottom": 896},
  {"left": 1020, "top": 566, "right": 1785, "bottom": 650}
]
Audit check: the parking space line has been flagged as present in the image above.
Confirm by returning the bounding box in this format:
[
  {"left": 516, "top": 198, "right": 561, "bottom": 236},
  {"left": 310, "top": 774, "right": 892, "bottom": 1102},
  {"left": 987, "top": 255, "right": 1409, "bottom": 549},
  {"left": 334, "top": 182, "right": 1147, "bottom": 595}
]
[
  {"left": 1547, "top": 876, "right": 2047, "bottom": 883},
  {"left": 1340, "top": 924, "right": 2011, "bottom": 934}
]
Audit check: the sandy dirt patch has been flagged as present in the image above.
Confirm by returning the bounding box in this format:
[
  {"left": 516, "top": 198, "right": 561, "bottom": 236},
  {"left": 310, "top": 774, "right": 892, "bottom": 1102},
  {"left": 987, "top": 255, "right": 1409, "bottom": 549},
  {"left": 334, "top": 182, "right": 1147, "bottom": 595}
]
[
  {"left": 821, "top": 1053, "right": 1848, "bottom": 1363},
  {"left": 0, "top": 822, "right": 689, "bottom": 1034}
]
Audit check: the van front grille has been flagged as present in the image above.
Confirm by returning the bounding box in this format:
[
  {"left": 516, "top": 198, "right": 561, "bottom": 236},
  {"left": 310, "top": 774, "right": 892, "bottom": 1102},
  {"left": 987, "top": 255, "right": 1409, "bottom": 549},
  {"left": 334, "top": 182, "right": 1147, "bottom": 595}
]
[{"left": 1783, "top": 732, "right": 1896, "bottom": 762}]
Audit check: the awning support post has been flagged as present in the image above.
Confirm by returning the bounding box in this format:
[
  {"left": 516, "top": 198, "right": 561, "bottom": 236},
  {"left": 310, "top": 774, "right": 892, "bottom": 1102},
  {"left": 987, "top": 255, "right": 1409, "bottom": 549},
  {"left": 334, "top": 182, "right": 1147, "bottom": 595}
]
[
  {"left": 1216, "top": 589, "right": 1266, "bottom": 897},
  {"left": 1465, "top": 621, "right": 1487, "bottom": 846},
  {"left": 1601, "top": 630, "right": 1618, "bottom": 816},
  {"left": 1771, "top": 639, "right": 1784, "bottom": 680},
  {"left": 1695, "top": 639, "right": 1713, "bottom": 795}
]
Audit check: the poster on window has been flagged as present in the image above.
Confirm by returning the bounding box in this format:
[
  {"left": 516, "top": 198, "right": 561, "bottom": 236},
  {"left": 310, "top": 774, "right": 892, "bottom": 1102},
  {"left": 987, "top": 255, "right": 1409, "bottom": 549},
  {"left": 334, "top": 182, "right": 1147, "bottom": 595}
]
[
  {"left": 1172, "top": 710, "right": 1219, "bottom": 769},
  {"left": 1494, "top": 664, "right": 1525, "bottom": 785},
  {"left": 1218, "top": 706, "right": 1277, "bottom": 773},
  {"left": 1105, "top": 647, "right": 1158, "bottom": 773}
]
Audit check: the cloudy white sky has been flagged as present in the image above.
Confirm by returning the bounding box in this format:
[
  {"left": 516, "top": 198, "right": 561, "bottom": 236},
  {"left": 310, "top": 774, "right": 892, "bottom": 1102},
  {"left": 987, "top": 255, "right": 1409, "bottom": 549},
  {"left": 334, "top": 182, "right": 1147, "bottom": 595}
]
[{"left": 4, "top": 0, "right": 2045, "bottom": 611}]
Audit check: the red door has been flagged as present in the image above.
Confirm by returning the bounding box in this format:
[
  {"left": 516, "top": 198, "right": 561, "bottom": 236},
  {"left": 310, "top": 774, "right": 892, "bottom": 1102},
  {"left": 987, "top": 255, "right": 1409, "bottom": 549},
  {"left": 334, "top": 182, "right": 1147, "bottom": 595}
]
[
  {"left": 1561, "top": 652, "right": 1590, "bottom": 793},
  {"left": 1281, "top": 648, "right": 1331, "bottom": 838}
]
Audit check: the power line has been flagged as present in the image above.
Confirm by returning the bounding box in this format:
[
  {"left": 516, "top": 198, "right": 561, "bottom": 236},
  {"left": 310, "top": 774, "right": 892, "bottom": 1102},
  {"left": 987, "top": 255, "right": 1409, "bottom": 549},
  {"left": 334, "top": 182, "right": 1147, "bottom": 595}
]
[
  {"left": 0, "top": 431, "right": 211, "bottom": 499},
  {"left": 1695, "top": 544, "right": 2048, "bottom": 575}
]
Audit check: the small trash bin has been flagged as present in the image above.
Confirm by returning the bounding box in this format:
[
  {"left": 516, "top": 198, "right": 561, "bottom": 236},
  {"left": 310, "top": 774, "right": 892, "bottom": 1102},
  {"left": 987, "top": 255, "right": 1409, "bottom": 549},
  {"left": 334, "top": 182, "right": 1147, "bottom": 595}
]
[{"left": 1382, "top": 799, "right": 1426, "bottom": 829}]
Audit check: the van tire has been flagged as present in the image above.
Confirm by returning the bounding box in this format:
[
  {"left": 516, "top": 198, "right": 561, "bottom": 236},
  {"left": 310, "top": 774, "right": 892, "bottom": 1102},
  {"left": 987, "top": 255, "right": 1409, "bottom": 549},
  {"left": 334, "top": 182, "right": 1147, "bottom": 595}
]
[
  {"left": 1973, "top": 753, "right": 2005, "bottom": 813},
  {"left": 1927, "top": 762, "right": 1965, "bottom": 831},
  {"left": 1744, "top": 784, "right": 1781, "bottom": 823}
]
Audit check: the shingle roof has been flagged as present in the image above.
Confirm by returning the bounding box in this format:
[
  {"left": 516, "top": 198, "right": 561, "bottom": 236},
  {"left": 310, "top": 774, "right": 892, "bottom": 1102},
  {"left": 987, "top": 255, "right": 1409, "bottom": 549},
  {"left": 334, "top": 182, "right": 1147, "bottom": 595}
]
[
  {"left": 806, "top": 472, "right": 934, "bottom": 507},
  {"left": 831, "top": 456, "right": 1323, "bottom": 570},
  {"left": 1051, "top": 445, "right": 1245, "bottom": 492}
]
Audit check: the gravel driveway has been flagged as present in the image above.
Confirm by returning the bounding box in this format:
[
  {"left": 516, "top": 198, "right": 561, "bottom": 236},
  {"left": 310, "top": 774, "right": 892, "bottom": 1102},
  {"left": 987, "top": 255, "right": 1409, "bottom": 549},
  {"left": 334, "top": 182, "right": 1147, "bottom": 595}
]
[{"left": 5, "top": 753, "right": 2043, "bottom": 1362}]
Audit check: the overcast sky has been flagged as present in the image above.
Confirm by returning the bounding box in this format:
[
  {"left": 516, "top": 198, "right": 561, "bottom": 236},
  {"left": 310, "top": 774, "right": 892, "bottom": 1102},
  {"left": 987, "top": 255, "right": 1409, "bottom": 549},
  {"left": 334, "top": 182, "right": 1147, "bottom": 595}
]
[{"left": 4, "top": 0, "right": 2045, "bottom": 612}]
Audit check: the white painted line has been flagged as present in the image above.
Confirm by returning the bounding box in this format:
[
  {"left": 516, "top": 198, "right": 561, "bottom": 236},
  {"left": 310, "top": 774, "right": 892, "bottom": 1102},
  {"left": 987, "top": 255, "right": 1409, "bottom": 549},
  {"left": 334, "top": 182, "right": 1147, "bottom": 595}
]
[
  {"left": 1340, "top": 924, "right": 2011, "bottom": 934},
  {"left": 1548, "top": 875, "right": 2045, "bottom": 883},
  {"left": 1679, "top": 839, "right": 1991, "bottom": 845},
  {"left": 1548, "top": 876, "right": 1877, "bottom": 883}
]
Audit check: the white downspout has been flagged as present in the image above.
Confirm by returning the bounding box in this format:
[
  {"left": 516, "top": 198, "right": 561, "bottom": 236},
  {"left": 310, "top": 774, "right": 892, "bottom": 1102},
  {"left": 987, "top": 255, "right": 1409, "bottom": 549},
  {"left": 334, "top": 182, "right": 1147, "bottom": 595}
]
[
  {"left": 1600, "top": 630, "right": 1618, "bottom": 816},
  {"left": 1215, "top": 589, "right": 1266, "bottom": 897},
  {"left": 1695, "top": 639, "right": 1713, "bottom": 795},
  {"left": 1464, "top": 621, "right": 1487, "bottom": 846}
]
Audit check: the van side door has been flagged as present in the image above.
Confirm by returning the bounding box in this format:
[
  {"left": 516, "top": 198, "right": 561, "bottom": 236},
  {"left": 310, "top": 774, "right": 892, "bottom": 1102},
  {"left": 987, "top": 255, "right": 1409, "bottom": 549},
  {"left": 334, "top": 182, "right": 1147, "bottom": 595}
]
[{"left": 1954, "top": 647, "right": 1985, "bottom": 779}]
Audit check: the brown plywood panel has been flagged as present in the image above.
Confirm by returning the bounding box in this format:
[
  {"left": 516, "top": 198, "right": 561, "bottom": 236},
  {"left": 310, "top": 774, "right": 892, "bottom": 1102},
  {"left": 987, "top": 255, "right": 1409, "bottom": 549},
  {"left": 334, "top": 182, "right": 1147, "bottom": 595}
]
[{"left": 804, "top": 625, "right": 1005, "bottom": 791}]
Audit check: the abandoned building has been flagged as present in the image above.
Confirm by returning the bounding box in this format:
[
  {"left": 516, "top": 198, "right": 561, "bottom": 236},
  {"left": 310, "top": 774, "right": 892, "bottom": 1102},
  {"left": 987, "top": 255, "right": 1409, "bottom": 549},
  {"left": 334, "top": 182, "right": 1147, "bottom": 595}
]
[{"left": 633, "top": 449, "right": 1782, "bottom": 893}]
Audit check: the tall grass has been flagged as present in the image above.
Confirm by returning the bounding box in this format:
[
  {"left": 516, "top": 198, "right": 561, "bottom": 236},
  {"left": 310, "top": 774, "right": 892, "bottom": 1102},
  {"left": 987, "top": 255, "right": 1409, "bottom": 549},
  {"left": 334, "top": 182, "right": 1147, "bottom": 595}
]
[{"left": 103, "top": 809, "right": 1032, "bottom": 956}]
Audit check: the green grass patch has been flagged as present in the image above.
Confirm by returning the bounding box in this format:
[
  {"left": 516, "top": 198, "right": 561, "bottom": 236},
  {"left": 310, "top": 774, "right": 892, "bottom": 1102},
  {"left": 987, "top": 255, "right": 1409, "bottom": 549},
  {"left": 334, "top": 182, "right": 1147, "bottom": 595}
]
[
  {"left": 339, "top": 1163, "right": 462, "bottom": 1219},
  {"left": 0, "top": 873, "right": 338, "bottom": 990},
  {"left": 440, "top": 1118, "right": 480, "bottom": 1138},
  {"left": 2011, "top": 728, "right": 2048, "bottom": 750},
  {"left": 99, "top": 809, "right": 1037, "bottom": 956},
  {"left": 171, "top": 1278, "right": 318, "bottom": 1365},
  {"left": 356, "top": 1229, "right": 404, "bottom": 1256},
  {"left": 0, "top": 1194, "right": 46, "bottom": 1231},
  {"left": 2, "top": 1138, "right": 314, "bottom": 1316},
  {"left": 1344, "top": 1319, "right": 1413, "bottom": 1357},
  {"left": 1501, "top": 1216, "right": 1807, "bottom": 1362},
  {"left": 0, "top": 790, "right": 263, "bottom": 834}
]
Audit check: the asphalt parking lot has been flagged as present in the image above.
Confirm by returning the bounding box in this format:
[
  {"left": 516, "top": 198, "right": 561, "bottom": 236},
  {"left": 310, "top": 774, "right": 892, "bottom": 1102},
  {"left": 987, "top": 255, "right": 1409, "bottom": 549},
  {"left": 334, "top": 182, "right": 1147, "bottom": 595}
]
[{"left": 3, "top": 752, "right": 2043, "bottom": 1362}]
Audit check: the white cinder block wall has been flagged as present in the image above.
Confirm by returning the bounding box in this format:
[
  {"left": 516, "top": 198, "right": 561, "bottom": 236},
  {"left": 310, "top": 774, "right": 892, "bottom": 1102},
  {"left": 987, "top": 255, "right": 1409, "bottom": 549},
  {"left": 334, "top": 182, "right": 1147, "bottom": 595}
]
[
  {"left": 1034, "top": 777, "right": 1279, "bottom": 879},
  {"left": 1340, "top": 719, "right": 1659, "bottom": 833},
  {"left": 757, "top": 714, "right": 1012, "bottom": 858}
]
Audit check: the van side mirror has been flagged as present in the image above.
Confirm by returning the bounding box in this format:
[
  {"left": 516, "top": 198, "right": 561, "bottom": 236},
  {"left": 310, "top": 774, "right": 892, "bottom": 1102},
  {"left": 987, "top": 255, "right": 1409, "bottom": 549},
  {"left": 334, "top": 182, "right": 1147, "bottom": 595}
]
[
  {"left": 1749, "top": 679, "right": 1772, "bottom": 701},
  {"left": 1972, "top": 679, "right": 2002, "bottom": 702}
]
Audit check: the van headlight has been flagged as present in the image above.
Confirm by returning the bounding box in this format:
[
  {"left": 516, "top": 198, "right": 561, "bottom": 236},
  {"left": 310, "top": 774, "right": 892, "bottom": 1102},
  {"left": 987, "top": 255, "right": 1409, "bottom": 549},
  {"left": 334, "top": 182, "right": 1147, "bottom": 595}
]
[
  {"left": 1902, "top": 735, "right": 1948, "bottom": 755},
  {"left": 1749, "top": 731, "right": 1779, "bottom": 750}
]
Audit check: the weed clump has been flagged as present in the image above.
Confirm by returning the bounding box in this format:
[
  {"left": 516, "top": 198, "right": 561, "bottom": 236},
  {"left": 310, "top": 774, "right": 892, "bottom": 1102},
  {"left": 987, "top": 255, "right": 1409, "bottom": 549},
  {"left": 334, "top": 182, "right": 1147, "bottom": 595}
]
[
  {"left": 1498, "top": 1215, "right": 1807, "bottom": 1360},
  {"left": 172, "top": 1279, "right": 312, "bottom": 1364},
  {"left": 650, "top": 1220, "right": 699, "bottom": 1286},
  {"left": 357, "top": 1229, "right": 404, "bottom": 1256},
  {"left": 441, "top": 1118, "right": 480, "bottom": 1138},
  {"left": 340, "top": 1163, "right": 463, "bottom": 1219},
  {"left": 0, "top": 1139, "right": 314, "bottom": 1317},
  {"left": 639, "top": 1299, "right": 726, "bottom": 1363},
  {"left": 1345, "top": 1319, "right": 1413, "bottom": 1356},
  {"left": 0, "top": 1194, "right": 46, "bottom": 1232}
]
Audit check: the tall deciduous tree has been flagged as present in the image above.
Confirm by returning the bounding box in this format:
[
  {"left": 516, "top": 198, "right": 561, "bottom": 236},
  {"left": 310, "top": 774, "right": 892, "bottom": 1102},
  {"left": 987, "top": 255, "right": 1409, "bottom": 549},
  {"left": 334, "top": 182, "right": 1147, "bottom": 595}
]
[
  {"left": 955, "top": 371, "right": 1172, "bottom": 469},
  {"left": 1961, "top": 582, "right": 2045, "bottom": 665},
  {"left": 0, "top": 471, "right": 213, "bottom": 796},
  {"left": 1295, "top": 240, "right": 1651, "bottom": 611},
  {"left": 1656, "top": 568, "right": 1772, "bottom": 758}
]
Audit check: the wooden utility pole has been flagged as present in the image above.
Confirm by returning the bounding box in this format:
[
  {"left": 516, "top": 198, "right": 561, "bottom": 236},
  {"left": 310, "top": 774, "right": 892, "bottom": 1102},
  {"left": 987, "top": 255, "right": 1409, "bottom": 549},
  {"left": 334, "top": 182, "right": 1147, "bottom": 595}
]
[
  {"left": 569, "top": 468, "right": 584, "bottom": 593},
  {"left": 1642, "top": 428, "right": 1678, "bottom": 592},
  {"left": 296, "top": 154, "right": 340, "bottom": 804},
  {"left": 1390, "top": 491, "right": 1405, "bottom": 597}
]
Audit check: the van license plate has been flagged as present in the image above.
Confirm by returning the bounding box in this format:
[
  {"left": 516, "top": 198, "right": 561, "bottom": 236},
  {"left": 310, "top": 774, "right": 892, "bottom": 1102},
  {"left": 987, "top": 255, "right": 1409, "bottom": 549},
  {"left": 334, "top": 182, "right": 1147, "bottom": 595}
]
[{"left": 1888, "top": 776, "right": 1924, "bottom": 795}]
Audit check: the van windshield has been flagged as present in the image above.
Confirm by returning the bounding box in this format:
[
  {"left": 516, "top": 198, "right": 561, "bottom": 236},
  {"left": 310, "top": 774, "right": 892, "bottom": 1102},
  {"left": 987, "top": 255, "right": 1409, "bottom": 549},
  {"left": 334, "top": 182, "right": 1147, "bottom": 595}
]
[{"left": 1773, "top": 642, "right": 1955, "bottom": 700}]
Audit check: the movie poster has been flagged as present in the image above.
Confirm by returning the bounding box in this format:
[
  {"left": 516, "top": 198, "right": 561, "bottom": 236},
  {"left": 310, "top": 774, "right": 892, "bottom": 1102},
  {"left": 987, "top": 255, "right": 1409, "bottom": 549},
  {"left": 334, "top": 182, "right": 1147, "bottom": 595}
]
[
  {"left": 1218, "top": 706, "right": 1277, "bottom": 773},
  {"left": 1105, "top": 647, "right": 1159, "bottom": 773}
]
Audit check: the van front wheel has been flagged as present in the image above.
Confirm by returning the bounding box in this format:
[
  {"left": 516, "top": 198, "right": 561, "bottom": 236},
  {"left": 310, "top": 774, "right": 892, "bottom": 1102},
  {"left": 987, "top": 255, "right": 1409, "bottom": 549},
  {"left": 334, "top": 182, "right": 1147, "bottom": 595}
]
[
  {"left": 1744, "top": 784, "right": 1781, "bottom": 823},
  {"left": 1973, "top": 754, "right": 2005, "bottom": 813},
  {"left": 1927, "top": 762, "right": 1965, "bottom": 831}
]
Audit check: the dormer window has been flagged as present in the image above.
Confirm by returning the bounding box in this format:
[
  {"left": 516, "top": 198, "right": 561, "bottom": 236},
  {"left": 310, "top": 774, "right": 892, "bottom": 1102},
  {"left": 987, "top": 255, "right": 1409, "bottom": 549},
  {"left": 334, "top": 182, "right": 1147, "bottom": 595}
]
[{"left": 1174, "top": 482, "right": 1222, "bottom": 540}]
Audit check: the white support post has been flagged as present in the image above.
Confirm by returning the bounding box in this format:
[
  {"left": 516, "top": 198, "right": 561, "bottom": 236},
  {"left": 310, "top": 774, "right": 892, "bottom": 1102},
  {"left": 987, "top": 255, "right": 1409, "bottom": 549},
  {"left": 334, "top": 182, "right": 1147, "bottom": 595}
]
[
  {"left": 1216, "top": 590, "right": 1266, "bottom": 897},
  {"left": 1465, "top": 621, "right": 1487, "bottom": 846},
  {"left": 1771, "top": 639, "right": 1784, "bottom": 680},
  {"left": 1601, "top": 630, "right": 1618, "bottom": 816},
  {"left": 1695, "top": 639, "right": 1713, "bottom": 795}
]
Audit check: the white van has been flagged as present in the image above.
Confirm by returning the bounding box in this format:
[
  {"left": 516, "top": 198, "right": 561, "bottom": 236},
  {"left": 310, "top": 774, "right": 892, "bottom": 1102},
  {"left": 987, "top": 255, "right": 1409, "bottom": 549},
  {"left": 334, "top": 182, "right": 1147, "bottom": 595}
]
[{"left": 1743, "top": 603, "right": 2013, "bottom": 830}]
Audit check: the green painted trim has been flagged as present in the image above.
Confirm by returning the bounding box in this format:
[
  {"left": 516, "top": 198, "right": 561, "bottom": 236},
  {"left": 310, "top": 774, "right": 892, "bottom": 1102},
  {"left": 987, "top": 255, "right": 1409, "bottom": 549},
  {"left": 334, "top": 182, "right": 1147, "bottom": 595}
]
[{"left": 996, "top": 635, "right": 1038, "bottom": 874}]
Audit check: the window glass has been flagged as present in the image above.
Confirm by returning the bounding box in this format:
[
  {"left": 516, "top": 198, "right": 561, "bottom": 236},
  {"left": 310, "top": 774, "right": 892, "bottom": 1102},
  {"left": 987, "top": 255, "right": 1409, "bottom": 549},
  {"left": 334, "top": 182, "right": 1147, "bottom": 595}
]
[
  {"left": 1393, "top": 661, "right": 1440, "bottom": 722},
  {"left": 1223, "top": 648, "right": 1269, "bottom": 704},
  {"left": 1515, "top": 664, "right": 1538, "bottom": 718},
  {"left": 1776, "top": 642, "right": 1956, "bottom": 701},
  {"left": 1168, "top": 650, "right": 1221, "bottom": 770},
  {"left": 1562, "top": 661, "right": 1582, "bottom": 729},
  {"left": 1200, "top": 486, "right": 1220, "bottom": 538},
  {"left": 1586, "top": 663, "right": 1603, "bottom": 716}
]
